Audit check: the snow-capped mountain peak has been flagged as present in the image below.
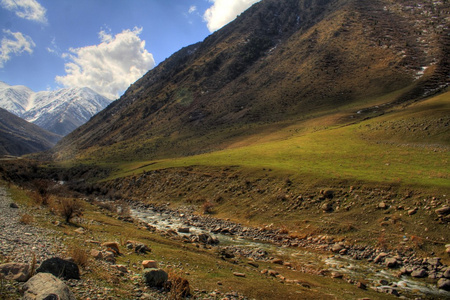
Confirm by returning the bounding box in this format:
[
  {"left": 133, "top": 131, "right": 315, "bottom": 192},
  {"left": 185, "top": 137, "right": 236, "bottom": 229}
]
[{"left": 0, "top": 82, "right": 112, "bottom": 136}]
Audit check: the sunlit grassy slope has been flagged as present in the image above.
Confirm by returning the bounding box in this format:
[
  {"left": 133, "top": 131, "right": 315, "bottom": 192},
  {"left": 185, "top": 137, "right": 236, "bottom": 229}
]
[{"left": 113, "top": 91, "right": 449, "bottom": 189}]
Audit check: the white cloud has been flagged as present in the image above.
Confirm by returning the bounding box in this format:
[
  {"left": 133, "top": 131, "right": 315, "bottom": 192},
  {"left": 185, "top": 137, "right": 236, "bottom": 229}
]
[
  {"left": 55, "top": 27, "right": 155, "bottom": 100},
  {"left": 0, "top": 29, "right": 35, "bottom": 68},
  {"left": 204, "top": 0, "right": 261, "bottom": 32},
  {"left": 0, "top": 0, "right": 47, "bottom": 23},
  {"left": 188, "top": 5, "right": 197, "bottom": 14}
]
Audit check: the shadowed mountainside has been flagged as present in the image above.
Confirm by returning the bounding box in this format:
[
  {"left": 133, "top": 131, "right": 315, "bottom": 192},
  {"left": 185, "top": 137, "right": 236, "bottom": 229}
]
[
  {"left": 0, "top": 108, "right": 62, "bottom": 156},
  {"left": 52, "top": 0, "right": 449, "bottom": 162}
]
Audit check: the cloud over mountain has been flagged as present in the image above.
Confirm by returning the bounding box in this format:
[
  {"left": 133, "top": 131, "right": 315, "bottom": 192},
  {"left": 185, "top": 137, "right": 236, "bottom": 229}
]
[
  {"left": 204, "top": 0, "right": 261, "bottom": 32},
  {"left": 55, "top": 27, "right": 155, "bottom": 100}
]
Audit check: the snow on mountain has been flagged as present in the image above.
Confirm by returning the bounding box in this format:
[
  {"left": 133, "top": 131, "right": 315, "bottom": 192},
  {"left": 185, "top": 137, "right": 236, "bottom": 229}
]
[
  {"left": 0, "top": 82, "right": 112, "bottom": 136},
  {"left": 0, "top": 82, "right": 34, "bottom": 116}
]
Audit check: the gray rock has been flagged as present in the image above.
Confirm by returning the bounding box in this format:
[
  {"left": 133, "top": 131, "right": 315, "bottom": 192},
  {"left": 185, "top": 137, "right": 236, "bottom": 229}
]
[
  {"left": 437, "top": 278, "right": 450, "bottom": 291},
  {"left": 143, "top": 268, "right": 168, "bottom": 288},
  {"left": 36, "top": 257, "right": 80, "bottom": 280},
  {"left": 0, "top": 262, "right": 30, "bottom": 282},
  {"left": 23, "top": 272, "right": 76, "bottom": 300}
]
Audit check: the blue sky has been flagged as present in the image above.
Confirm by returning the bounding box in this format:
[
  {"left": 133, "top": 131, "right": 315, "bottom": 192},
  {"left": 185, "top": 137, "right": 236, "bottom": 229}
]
[{"left": 0, "top": 0, "right": 261, "bottom": 99}]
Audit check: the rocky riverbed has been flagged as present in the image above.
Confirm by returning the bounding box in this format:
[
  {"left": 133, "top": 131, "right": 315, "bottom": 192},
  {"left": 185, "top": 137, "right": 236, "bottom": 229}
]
[{"left": 129, "top": 201, "right": 450, "bottom": 299}]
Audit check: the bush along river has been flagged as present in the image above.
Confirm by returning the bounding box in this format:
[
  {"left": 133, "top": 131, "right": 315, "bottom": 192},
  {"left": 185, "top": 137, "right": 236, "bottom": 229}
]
[{"left": 128, "top": 202, "right": 450, "bottom": 299}]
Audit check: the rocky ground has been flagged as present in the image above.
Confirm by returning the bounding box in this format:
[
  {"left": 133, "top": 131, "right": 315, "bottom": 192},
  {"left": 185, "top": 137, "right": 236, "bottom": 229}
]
[{"left": 0, "top": 186, "right": 250, "bottom": 299}]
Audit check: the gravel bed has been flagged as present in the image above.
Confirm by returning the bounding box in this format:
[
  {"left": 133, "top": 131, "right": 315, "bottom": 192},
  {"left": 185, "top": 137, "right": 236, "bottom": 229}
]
[{"left": 0, "top": 186, "right": 65, "bottom": 265}]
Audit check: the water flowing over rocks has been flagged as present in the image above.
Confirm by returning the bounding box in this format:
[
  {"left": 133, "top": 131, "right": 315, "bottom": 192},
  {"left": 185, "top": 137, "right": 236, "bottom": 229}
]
[{"left": 130, "top": 201, "right": 450, "bottom": 298}]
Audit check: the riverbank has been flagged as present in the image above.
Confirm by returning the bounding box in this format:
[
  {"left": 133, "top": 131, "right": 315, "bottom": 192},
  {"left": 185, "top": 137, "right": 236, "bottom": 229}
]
[{"left": 128, "top": 200, "right": 450, "bottom": 298}]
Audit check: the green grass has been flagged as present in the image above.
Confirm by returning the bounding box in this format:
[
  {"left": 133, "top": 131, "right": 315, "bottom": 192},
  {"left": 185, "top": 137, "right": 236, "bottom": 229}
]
[{"left": 111, "top": 92, "right": 450, "bottom": 189}]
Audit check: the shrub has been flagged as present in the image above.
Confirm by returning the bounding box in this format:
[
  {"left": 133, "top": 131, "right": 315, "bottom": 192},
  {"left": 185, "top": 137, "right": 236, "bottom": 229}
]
[
  {"left": 68, "top": 245, "right": 89, "bottom": 268},
  {"left": 19, "top": 214, "right": 34, "bottom": 225},
  {"left": 166, "top": 270, "right": 190, "bottom": 299},
  {"left": 202, "top": 200, "right": 214, "bottom": 214},
  {"left": 58, "top": 198, "right": 83, "bottom": 223}
]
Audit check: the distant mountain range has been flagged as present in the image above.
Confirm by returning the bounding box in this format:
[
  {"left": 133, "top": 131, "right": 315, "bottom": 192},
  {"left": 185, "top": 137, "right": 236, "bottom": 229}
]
[
  {"left": 0, "top": 107, "right": 61, "bottom": 156},
  {"left": 0, "top": 81, "right": 112, "bottom": 136}
]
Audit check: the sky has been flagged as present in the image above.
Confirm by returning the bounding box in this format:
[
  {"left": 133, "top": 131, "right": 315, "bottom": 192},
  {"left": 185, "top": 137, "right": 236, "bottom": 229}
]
[{"left": 0, "top": 0, "right": 261, "bottom": 99}]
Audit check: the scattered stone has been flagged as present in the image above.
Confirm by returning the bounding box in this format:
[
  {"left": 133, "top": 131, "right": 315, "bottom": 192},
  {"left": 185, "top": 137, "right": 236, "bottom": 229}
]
[
  {"left": 271, "top": 258, "right": 283, "bottom": 265},
  {"left": 143, "top": 268, "right": 168, "bottom": 288},
  {"left": 444, "top": 268, "right": 450, "bottom": 279},
  {"left": 331, "top": 272, "right": 343, "bottom": 279},
  {"left": 23, "top": 273, "right": 76, "bottom": 300},
  {"left": 103, "top": 251, "right": 116, "bottom": 263},
  {"left": 177, "top": 227, "right": 190, "bottom": 233},
  {"left": 36, "top": 257, "right": 80, "bottom": 280},
  {"left": 323, "top": 190, "right": 334, "bottom": 199},
  {"left": 101, "top": 241, "right": 120, "bottom": 255},
  {"left": 408, "top": 207, "right": 418, "bottom": 216},
  {"left": 247, "top": 261, "right": 259, "bottom": 268},
  {"left": 233, "top": 272, "right": 246, "bottom": 277},
  {"left": 378, "top": 202, "right": 389, "bottom": 209},
  {"left": 142, "top": 260, "right": 158, "bottom": 269},
  {"left": 113, "top": 264, "right": 128, "bottom": 273},
  {"left": 427, "top": 257, "right": 441, "bottom": 267},
  {"left": 90, "top": 249, "right": 103, "bottom": 260},
  {"left": 437, "top": 278, "right": 450, "bottom": 291},
  {"left": 435, "top": 206, "right": 450, "bottom": 216},
  {"left": 411, "top": 268, "right": 428, "bottom": 278},
  {"left": 0, "top": 262, "right": 30, "bottom": 282},
  {"left": 356, "top": 281, "right": 367, "bottom": 289},
  {"left": 374, "top": 253, "right": 388, "bottom": 263},
  {"left": 331, "top": 243, "right": 345, "bottom": 253},
  {"left": 385, "top": 257, "right": 398, "bottom": 268},
  {"left": 267, "top": 270, "right": 279, "bottom": 277},
  {"left": 74, "top": 227, "right": 85, "bottom": 234},
  {"left": 322, "top": 202, "right": 333, "bottom": 212}
]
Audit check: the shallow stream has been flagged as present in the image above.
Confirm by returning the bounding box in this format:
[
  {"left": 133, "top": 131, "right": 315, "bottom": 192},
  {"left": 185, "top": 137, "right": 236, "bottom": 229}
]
[{"left": 131, "top": 208, "right": 450, "bottom": 299}]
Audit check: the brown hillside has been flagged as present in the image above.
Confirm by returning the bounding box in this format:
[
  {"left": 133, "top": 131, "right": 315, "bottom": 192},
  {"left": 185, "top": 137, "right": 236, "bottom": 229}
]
[{"left": 52, "top": 0, "right": 449, "bottom": 162}]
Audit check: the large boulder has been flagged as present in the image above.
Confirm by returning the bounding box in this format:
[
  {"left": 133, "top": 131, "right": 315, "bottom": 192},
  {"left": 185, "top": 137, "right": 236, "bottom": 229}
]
[
  {"left": 0, "top": 262, "right": 30, "bottom": 282},
  {"left": 22, "top": 273, "right": 76, "bottom": 300},
  {"left": 36, "top": 257, "right": 80, "bottom": 280},
  {"left": 143, "top": 268, "right": 168, "bottom": 288}
]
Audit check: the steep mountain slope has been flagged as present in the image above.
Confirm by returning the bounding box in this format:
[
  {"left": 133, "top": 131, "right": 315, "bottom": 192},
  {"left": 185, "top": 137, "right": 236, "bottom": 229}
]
[
  {"left": 53, "top": 0, "right": 449, "bottom": 162},
  {"left": 0, "top": 82, "right": 112, "bottom": 136},
  {"left": 0, "top": 108, "right": 62, "bottom": 156}
]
